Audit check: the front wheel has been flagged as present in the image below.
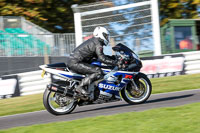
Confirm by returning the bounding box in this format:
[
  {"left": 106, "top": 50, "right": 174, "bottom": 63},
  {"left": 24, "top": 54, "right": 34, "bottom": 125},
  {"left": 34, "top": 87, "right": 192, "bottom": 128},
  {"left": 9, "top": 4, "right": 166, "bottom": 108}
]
[
  {"left": 121, "top": 73, "right": 152, "bottom": 105},
  {"left": 43, "top": 89, "right": 77, "bottom": 115}
]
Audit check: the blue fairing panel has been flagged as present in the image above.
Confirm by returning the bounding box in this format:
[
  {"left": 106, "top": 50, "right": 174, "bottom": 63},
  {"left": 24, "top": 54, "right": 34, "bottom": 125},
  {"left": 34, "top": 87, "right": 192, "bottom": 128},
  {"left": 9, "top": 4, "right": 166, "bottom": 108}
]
[
  {"left": 98, "top": 80, "right": 127, "bottom": 96},
  {"left": 91, "top": 61, "right": 101, "bottom": 67},
  {"left": 59, "top": 73, "right": 84, "bottom": 80}
]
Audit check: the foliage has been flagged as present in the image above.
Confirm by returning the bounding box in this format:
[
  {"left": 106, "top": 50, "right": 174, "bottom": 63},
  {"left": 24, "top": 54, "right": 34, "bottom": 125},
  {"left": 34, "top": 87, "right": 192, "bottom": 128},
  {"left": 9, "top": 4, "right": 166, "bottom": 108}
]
[
  {"left": 0, "top": 0, "right": 98, "bottom": 33},
  {"left": 160, "top": 0, "right": 200, "bottom": 26}
]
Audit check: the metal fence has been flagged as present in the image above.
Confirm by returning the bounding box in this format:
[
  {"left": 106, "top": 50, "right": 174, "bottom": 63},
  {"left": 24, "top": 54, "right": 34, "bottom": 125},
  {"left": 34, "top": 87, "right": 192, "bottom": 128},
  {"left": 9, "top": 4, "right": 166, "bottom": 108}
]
[
  {"left": 0, "top": 33, "right": 76, "bottom": 56},
  {"left": 0, "top": 16, "right": 76, "bottom": 56},
  {"left": 72, "top": 0, "right": 161, "bottom": 56}
]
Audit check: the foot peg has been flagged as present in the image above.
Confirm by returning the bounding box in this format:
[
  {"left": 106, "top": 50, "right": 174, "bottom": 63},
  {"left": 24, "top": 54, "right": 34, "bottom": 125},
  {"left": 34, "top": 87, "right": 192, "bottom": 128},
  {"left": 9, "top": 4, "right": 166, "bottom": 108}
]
[
  {"left": 74, "top": 92, "right": 89, "bottom": 100},
  {"left": 76, "top": 87, "right": 89, "bottom": 96},
  {"left": 74, "top": 87, "right": 89, "bottom": 100}
]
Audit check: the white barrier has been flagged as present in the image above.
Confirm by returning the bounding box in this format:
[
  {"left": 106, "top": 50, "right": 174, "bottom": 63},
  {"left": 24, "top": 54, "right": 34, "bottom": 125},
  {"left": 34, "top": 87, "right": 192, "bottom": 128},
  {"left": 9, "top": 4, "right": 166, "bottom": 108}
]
[
  {"left": 182, "top": 51, "right": 200, "bottom": 74},
  {"left": 17, "top": 70, "right": 51, "bottom": 96}
]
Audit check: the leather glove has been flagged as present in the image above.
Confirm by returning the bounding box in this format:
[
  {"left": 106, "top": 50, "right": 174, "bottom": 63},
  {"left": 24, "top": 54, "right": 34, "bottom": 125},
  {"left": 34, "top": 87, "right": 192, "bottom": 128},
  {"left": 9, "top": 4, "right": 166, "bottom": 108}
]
[{"left": 117, "top": 58, "right": 126, "bottom": 69}]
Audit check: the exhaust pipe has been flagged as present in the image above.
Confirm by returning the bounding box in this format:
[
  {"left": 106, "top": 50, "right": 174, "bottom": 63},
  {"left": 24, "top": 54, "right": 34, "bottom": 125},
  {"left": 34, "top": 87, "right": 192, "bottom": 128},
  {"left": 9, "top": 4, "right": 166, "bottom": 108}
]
[{"left": 47, "top": 83, "right": 74, "bottom": 97}]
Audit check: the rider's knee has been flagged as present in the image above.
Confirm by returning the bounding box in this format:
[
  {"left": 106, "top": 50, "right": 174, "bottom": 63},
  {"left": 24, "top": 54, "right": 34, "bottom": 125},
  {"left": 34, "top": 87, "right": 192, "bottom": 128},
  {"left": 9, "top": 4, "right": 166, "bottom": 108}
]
[{"left": 95, "top": 67, "right": 103, "bottom": 79}]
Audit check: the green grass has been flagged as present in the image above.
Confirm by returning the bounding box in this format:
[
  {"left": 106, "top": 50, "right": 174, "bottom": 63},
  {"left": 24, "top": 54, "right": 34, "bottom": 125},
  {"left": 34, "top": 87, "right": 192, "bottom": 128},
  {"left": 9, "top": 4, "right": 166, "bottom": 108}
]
[
  {"left": 0, "top": 93, "right": 44, "bottom": 116},
  {"left": 151, "top": 73, "right": 200, "bottom": 93},
  {"left": 0, "top": 73, "right": 200, "bottom": 117},
  {"left": 1, "top": 102, "right": 200, "bottom": 133}
]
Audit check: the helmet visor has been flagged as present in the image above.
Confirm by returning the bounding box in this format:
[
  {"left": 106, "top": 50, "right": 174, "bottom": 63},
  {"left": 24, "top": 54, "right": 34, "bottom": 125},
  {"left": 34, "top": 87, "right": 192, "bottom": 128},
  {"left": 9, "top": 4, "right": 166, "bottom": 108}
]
[{"left": 103, "top": 32, "right": 109, "bottom": 42}]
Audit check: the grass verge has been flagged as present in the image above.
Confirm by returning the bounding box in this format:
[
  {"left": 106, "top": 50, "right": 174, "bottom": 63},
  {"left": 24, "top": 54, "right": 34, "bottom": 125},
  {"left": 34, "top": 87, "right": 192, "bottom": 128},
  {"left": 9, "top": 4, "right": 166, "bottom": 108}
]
[
  {"left": 1, "top": 102, "right": 200, "bottom": 133},
  {"left": 0, "top": 73, "right": 200, "bottom": 117},
  {"left": 151, "top": 73, "right": 200, "bottom": 93},
  {"left": 0, "top": 93, "right": 44, "bottom": 116}
]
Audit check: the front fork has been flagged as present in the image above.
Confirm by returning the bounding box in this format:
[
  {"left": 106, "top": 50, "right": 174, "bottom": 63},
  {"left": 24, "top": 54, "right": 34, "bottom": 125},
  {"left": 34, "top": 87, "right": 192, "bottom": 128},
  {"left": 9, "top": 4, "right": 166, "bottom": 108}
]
[
  {"left": 127, "top": 77, "right": 142, "bottom": 95},
  {"left": 119, "top": 79, "right": 139, "bottom": 99}
]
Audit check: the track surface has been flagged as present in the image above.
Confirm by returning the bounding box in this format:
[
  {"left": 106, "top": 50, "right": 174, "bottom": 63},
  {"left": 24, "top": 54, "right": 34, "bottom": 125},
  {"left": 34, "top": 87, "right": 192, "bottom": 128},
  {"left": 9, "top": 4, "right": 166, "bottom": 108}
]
[{"left": 0, "top": 89, "right": 200, "bottom": 130}]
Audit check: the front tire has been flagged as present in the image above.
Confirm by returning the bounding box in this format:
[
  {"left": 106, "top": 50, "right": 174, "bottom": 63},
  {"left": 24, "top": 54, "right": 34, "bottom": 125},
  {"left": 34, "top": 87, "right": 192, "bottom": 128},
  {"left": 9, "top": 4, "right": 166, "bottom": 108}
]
[
  {"left": 121, "top": 73, "right": 152, "bottom": 105},
  {"left": 43, "top": 89, "right": 77, "bottom": 115}
]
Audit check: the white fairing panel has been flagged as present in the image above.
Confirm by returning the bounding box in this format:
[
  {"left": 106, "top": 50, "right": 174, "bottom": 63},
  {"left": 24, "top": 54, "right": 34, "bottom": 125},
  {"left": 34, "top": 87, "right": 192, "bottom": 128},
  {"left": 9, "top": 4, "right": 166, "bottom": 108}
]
[{"left": 39, "top": 65, "right": 85, "bottom": 80}]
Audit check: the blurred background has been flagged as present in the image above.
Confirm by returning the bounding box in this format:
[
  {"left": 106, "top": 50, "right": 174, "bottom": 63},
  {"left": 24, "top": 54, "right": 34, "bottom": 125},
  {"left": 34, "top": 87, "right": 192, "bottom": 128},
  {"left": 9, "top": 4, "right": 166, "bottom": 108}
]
[{"left": 0, "top": 0, "right": 200, "bottom": 98}]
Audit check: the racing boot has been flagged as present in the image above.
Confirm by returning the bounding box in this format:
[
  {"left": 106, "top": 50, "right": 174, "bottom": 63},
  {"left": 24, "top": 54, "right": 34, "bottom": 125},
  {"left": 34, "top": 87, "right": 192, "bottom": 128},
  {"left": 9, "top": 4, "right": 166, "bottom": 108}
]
[
  {"left": 75, "top": 85, "right": 89, "bottom": 97},
  {"left": 74, "top": 87, "right": 89, "bottom": 100},
  {"left": 75, "top": 72, "right": 103, "bottom": 99},
  {"left": 75, "top": 76, "right": 91, "bottom": 98}
]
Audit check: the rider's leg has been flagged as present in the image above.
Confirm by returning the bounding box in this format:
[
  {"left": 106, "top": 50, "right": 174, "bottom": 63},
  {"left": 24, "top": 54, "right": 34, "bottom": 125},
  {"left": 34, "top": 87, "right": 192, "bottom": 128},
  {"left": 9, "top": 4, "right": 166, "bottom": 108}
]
[
  {"left": 68, "top": 61, "right": 103, "bottom": 96},
  {"left": 76, "top": 71, "right": 102, "bottom": 95}
]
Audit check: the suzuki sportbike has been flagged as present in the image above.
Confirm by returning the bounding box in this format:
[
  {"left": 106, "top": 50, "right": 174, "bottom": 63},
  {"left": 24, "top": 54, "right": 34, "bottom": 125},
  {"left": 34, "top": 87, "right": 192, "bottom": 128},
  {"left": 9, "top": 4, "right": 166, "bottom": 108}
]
[{"left": 40, "top": 43, "right": 152, "bottom": 115}]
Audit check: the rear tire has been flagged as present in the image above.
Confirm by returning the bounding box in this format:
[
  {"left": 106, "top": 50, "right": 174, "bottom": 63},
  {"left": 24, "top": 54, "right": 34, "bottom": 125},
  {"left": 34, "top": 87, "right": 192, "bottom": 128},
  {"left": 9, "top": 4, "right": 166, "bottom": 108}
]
[
  {"left": 121, "top": 73, "right": 152, "bottom": 105},
  {"left": 43, "top": 89, "right": 77, "bottom": 115}
]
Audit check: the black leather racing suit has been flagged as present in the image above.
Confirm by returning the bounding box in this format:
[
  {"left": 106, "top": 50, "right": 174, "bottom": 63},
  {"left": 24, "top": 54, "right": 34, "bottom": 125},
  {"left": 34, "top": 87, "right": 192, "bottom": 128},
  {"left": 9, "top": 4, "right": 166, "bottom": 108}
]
[{"left": 67, "top": 37, "right": 116, "bottom": 94}]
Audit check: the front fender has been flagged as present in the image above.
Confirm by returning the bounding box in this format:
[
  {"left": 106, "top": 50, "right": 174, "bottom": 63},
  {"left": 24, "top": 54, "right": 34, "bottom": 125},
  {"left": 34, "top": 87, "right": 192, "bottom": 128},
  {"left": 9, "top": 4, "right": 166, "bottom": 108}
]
[{"left": 120, "top": 72, "right": 146, "bottom": 90}]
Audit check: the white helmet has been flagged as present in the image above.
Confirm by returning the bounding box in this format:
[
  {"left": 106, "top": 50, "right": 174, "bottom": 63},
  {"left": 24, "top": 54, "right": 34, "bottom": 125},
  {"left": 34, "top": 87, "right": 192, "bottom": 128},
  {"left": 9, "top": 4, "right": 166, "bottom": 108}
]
[{"left": 93, "top": 26, "right": 110, "bottom": 46}]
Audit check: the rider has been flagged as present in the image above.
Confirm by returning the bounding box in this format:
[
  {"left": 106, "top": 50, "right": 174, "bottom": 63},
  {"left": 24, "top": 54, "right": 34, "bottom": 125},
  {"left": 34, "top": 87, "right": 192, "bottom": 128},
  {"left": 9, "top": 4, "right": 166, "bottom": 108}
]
[{"left": 67, "top": 26, "right": 118, "bottom": 97}]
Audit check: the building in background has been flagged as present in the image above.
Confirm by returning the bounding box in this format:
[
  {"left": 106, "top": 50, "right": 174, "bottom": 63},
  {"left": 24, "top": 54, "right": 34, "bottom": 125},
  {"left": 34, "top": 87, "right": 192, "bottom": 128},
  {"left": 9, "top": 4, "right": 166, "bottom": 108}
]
[{"left": 161, "top": 19, "right": 200, "bottom": 54}]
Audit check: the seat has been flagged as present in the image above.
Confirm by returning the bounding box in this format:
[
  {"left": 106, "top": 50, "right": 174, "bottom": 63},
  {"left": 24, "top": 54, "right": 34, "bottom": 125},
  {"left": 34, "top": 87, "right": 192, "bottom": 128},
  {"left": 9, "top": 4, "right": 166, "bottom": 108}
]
[{"left": 47, "top": 63, "right": 67, "bottom": 68}]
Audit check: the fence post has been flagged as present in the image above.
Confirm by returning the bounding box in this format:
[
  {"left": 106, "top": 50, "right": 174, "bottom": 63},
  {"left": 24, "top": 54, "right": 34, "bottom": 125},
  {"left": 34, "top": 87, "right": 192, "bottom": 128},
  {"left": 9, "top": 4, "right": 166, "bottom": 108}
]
[
  {"left": 151, "top": 0, "right": 161, "bottom": 56},
  {"left": 74, "top": 12, "right": 83, "bottom": 47},
  {"left": 72, "top": 4, "right": 83, "bottom": 47},
  {"left": 0, "top": 16, "right": 3, "bottom": 30},
  {"left": 44, "top": 46, "right": 49, "bottom": 64}
]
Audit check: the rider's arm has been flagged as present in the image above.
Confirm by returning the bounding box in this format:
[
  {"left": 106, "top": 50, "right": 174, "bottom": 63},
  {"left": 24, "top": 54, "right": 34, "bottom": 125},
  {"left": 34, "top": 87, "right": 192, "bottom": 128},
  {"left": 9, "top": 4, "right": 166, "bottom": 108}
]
[
  {"left": 96, "top": 44, "right": 116, "bottom": 66},
  {"left": 105, "top": 55, "right": 116, "bottom": 60}
]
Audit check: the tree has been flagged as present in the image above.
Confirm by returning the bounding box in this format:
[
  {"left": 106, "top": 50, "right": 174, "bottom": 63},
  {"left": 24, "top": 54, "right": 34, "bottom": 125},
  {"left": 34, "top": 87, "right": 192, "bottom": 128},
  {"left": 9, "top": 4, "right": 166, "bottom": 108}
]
[
  {"left": 1, "top": 0, "right": 199, "bottom": 32},
  {"left": 0, "top": 0, "right": 98, "bottom": 33},
  {"left": 160, "top": 0, "right": 200, "bottom": 26}
]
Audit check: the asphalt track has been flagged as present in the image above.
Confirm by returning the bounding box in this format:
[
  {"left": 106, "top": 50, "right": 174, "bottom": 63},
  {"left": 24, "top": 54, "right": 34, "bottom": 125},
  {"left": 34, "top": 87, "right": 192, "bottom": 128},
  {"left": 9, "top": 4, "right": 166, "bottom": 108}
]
[{"left": 0, "top": 89, "right": 200, "bottom": 130}]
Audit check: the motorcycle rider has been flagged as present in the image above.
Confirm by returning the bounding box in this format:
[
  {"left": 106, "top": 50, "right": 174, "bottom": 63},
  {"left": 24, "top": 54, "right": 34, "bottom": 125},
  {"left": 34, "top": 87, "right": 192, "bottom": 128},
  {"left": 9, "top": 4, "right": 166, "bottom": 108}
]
[{"left": 67, "top": 26, "right": 118, "bottom": 98}]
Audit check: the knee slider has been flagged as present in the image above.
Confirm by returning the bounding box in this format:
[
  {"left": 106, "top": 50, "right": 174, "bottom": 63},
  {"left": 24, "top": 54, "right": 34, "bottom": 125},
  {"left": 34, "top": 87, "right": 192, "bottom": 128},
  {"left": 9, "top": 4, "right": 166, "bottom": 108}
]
[{"left": 96, "top": 73, "right": 103, "bottom": 79}]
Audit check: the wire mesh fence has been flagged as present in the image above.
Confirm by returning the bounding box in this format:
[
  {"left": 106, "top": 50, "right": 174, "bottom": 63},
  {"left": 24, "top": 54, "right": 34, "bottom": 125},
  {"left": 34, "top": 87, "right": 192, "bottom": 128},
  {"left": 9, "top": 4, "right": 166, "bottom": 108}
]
[
  {"left": 0, "top": 33, "right": 76, "bottom": 56},
  {"left": 0, "top": 16, "right": 77, "bottom": 57},
  {"left": 72, "top": 0, "right": 157, "bottom": 57}
]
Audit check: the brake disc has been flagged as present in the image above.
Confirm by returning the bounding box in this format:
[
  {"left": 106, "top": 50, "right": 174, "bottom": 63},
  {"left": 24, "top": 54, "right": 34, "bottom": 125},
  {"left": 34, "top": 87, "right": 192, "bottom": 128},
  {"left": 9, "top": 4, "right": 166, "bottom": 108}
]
[
  {"left": 128, "top": 81, "right": 145, "bottom": 98},
  {"left": 54, "top": 93, "right": 70, "bottom": 107}
]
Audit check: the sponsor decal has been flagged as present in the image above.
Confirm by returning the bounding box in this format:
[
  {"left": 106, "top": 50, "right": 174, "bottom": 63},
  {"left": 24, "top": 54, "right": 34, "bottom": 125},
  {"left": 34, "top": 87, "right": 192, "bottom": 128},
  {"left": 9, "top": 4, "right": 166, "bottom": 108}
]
[
  {"left": 141, "top": 55, "right": 184, "bottom": 78},
  {"left": 99, "top": 83, "right": 121, "bottom": 91},
  {"left": 51, "top": 86, "right": 58, "bottom": 91}
]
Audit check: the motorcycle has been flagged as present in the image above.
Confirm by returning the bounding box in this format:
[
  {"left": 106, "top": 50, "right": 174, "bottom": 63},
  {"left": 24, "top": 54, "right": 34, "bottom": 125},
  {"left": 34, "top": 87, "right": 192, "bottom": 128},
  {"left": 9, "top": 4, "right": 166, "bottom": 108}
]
[{"left": 39, "top": 43, "right": 152, "bottom": 115}]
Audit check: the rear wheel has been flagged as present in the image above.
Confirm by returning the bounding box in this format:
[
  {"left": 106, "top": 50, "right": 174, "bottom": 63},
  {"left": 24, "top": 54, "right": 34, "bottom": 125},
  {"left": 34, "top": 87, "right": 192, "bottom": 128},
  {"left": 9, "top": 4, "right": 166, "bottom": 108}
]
[
  {"left": 121, "top": 73, "right": 152, "bottom": 104},
  {"left": 43, "top": 89, "right": 77, "bottom": 115}
]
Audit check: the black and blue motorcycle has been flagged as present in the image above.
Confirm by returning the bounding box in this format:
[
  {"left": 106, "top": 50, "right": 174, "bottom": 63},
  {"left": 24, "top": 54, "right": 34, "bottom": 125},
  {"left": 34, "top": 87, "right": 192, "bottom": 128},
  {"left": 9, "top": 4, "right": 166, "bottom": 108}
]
[{"left": 40, "top": 43, "right": 152, "bottom": 115}]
